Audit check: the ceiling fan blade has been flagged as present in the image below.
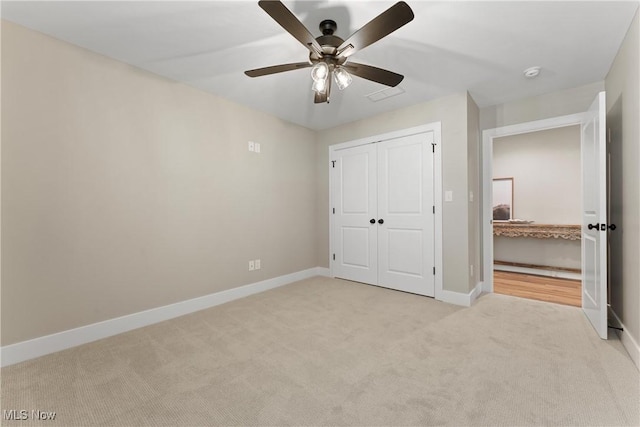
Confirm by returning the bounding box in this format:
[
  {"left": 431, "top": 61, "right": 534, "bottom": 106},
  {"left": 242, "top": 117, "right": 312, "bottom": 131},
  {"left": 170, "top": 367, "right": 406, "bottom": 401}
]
[
  {"left": 245, "top": 62, "right": 312, "bottom": 77},
  {"left": 343, "top": 62, "right": 404, "bottom": 87},
  {"left": 337, "top": 2, "right": 414, "bottom": 58},
  {"left": 259, "top": 0, "right": 323, "bottom": 55}
]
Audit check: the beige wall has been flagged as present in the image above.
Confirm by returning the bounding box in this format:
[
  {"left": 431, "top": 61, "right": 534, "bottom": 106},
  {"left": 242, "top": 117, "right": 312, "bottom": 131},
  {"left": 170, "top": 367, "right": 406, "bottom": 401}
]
[
  {"left": 316, "top": 92, "right": 479, "bottom": 294},
  {"left": 1, "top": 21, "right": 318, "bottom": 345},
  {"left": 480, "top": 81, "right": 605, "bottom": 131},
  {"left": 493, "top": 126, "right": 581, "bottom": 224},
  {"left": 605, "top": 9, "right": 640, "bottom": 348}
]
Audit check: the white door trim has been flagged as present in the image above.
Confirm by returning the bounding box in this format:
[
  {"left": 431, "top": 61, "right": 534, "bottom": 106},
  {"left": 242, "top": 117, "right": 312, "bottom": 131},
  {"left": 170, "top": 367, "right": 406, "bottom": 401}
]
[
  {"left": 329, "top": 122, "right": 443, "bottom": 301},
  {"left": 481, "top": 113, "right": 585, "bottom": 293}
]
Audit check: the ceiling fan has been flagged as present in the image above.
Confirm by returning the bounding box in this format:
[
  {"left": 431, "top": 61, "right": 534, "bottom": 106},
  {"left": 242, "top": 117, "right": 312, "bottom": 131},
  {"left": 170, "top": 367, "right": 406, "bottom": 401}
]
[{"left": 245, "top": 1, "right": 414, "bottom": 104}]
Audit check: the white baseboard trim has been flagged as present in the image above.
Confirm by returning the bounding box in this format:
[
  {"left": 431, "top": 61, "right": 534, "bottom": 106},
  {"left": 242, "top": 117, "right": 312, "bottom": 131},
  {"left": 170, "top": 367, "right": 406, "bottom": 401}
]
[
  {"left": 482, "top": 279, "right": 493, "bottom": 293},
  {"left": 494, "top": 264, "right": 581, "bottom": 281},
  {"left": 0, "top": 267, "right": 324, "bottom": 367},
  {"left": 315, "top": 267, "right": 330, "bottom": 277},
  {"left": 470, "top": 281, "right": 484, "bottom": 304},
  {"left": 438, "top": 282, "right": 483, "bottom": 307},
  {"left": 610, "top": 309, "right": 640, "bottom": 371}
]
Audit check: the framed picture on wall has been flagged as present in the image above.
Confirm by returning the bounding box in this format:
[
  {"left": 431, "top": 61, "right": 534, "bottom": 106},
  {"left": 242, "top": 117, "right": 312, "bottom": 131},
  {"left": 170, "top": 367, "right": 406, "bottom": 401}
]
[{"left": 493, "top": 178, "right": 513, "bottom": 221}]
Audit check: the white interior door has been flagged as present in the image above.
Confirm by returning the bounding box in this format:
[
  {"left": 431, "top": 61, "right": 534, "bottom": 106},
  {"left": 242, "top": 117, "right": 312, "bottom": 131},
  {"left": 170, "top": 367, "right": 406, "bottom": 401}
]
[
  {"left": 581, "top": 91, "right": 608, "bottom": 339},
  {"left": 377, "top": 134, "right": 435, "bottom": 296},
  {"left": 332, "top": 144, "right": 378, "bottom": 285}
]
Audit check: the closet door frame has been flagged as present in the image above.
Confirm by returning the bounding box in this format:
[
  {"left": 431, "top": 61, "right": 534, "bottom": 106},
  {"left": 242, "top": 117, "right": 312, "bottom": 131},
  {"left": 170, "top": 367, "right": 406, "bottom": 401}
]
[{"left": 329, "top": 122, "right": 443, "bottom": 301}]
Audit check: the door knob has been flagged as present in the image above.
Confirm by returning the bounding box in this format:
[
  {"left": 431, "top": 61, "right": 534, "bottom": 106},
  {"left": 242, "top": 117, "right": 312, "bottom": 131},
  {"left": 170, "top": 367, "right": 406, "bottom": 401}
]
[
  {"left": 370, "top": 218, "right": 375, "bottom": 224},
  {"left": 378, "top": 219, "right": 384, "bottom": 224},
  {"left": 588, "top": 223, "right": 617, "bottom": 231}
]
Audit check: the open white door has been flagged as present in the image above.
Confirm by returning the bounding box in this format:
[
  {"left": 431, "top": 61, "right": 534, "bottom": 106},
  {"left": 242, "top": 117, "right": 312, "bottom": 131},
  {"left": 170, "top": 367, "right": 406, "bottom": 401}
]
[{"left": 581, "top": 91, "right": 608, "bottom": 339}]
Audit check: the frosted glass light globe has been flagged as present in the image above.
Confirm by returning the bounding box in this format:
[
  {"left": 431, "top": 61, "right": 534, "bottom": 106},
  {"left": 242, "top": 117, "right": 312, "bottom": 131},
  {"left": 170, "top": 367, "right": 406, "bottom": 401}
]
[{"left": 311, "top": 62, "right": 329, "bottom": 81}]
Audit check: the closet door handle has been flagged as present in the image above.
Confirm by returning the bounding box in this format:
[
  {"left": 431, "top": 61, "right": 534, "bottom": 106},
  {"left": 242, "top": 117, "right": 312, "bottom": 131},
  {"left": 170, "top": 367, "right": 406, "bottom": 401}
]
[
  {"left": 588, "top": 223, "right": 599, "bottom": 230},
  {"left": 370, "top": 218, "right": 376, "bottom": 224},
  {"left": 378, "top": 219, "right": 384, "bottom": 224}
]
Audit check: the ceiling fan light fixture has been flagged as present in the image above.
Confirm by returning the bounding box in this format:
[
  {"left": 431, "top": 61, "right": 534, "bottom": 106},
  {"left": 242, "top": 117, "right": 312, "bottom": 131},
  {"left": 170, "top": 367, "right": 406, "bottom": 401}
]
[
  {"left": 311, "top": 62, "right": 329, "bottom": 81},
  {"left": 312, "top": 77, "right": 328, "bottom": 93},
  {"left": 334, "top": 67, "right": 353, "bottom": 90}
]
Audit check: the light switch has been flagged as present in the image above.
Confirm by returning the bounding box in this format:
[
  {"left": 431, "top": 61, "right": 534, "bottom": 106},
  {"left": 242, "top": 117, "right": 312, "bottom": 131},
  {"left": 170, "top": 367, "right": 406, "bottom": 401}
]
[
  {"left": 255, "top": 143, "right": 261, "bottom": 153},
  {"left": 445, "top": 191, "right": 453, "bottom": 202},
  {"left": 469, "top": 191, "right": 474, "bottom": 202}
]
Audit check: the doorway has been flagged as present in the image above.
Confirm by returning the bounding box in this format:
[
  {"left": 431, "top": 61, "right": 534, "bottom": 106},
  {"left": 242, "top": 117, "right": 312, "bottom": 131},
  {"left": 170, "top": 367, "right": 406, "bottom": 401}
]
[
  {"left": 482, "top": 113, "right": 586, "bottom": 295},
  {"left": 490, "top": 125, "right": 582, "bottom": 307},
  {"left": 482, "top": 92, "right": 609, "bottom": 339}
]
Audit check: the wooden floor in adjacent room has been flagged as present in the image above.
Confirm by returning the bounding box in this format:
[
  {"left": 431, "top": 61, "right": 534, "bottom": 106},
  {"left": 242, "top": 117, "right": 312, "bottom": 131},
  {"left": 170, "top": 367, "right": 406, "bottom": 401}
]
[{"left": 493, "top": 271, "right": 581, "bottom": 307}]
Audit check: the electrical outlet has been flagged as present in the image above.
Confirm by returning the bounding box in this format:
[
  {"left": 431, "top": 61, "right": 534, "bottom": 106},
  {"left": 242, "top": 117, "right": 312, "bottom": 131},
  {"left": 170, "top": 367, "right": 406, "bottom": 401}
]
[
  {"left": 249, "top": 260, "right": 255, "bottom": 271},
  {"left": 255, "top": 143, "right": 261, "bottom": 153},
  {"left": 469, "top": 191, "right": 474, "bottom": 202},
  {"left": 248, "top": 141, "right": 255, "bottom": 152},
  {"left": 470, "top": 264, "right": 474, "bottom": 277},
  {"left": 255, "top": 259, "right": 261, "bottom": 270}
]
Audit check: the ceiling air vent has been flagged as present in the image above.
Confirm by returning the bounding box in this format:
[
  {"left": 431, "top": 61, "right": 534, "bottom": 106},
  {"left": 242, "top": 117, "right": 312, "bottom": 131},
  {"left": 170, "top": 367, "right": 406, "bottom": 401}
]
[{"left": 365, "top": 86, "right": 405, "bottom": 102}]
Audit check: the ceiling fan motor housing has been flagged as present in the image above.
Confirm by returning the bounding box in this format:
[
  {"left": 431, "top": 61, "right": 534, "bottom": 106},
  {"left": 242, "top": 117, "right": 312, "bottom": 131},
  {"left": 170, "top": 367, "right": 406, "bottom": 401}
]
[
  {"left": 310, "top": 20, "right": 346, "bottom": 62},
  {"left": 320, "top": 19, "right": 337, "bottom": 35}
]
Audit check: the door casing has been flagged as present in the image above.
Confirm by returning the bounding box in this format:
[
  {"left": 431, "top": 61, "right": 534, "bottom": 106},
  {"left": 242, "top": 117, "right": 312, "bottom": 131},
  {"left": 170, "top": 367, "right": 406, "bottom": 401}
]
[{"left": 481, "top": 113, "right": 585, "bottom": 294}]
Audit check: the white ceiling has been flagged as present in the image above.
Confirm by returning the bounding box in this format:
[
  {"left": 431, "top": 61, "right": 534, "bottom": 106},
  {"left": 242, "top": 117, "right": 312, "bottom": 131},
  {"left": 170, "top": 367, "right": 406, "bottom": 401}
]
[{"left": 2, "top": 1, "right": 638, "bottom": 130}]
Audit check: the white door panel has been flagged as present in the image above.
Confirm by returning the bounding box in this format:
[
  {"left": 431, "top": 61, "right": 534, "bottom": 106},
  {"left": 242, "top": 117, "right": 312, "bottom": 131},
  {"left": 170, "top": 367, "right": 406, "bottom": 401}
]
[
  {"left": 332, "top": 144, "right": 377, "bottom": 285},
  {"left": 341, "top": 227, "right": 372, "bottom": 268},
  {"left": 378, "top": 133, "right": 435, "bottom": 296},
  {"left": 385, "top": 142, "right": 423, "bottom": 214},
  {"left": 386, "top": 228, "right": 423, "bottom": 276},
  {"left": 582, "top": 235, "right": 598, "bottom": 307},
  {"left": 581, "top": 91, "right": 607, "bottom": 339},
  {"left": 342, "top": 152, "right": 371, "bottom": 214}
]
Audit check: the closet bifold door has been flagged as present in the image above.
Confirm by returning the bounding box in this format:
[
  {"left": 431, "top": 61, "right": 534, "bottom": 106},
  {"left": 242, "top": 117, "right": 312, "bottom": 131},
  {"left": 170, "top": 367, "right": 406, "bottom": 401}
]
[
  {"left": 377, "top": 133, "right": 435, "bottom": 296},
  {"left": 332, "top": 143, "right": 378, "bottom": 285}
]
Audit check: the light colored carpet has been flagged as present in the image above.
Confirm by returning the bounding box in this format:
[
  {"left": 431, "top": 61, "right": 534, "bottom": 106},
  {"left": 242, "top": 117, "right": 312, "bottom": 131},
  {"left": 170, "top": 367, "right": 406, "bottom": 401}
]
[{"left": 1, "top": 276, "right": 638, "bottom": 426}]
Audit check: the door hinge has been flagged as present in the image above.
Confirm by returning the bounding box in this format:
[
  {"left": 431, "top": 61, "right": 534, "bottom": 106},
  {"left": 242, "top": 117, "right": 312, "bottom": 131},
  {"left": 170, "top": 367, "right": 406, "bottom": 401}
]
[
  {"left": 433, "top": 205, "right": 435, "bottom": 214},
  {"left": 433, "top": 267, "right": 436, "bottom": 275},
  {"left": 331, "top": 160, "right": 336, "bottom": 168},
  {"left": 432, "top": 143, "right": 436, "bottom": 153},
  {"left": 332, "top": 207, "right": 335, "bottom": 214},
  {"left": 333, "top": 253, "right": 336, "bottom": 261}
]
